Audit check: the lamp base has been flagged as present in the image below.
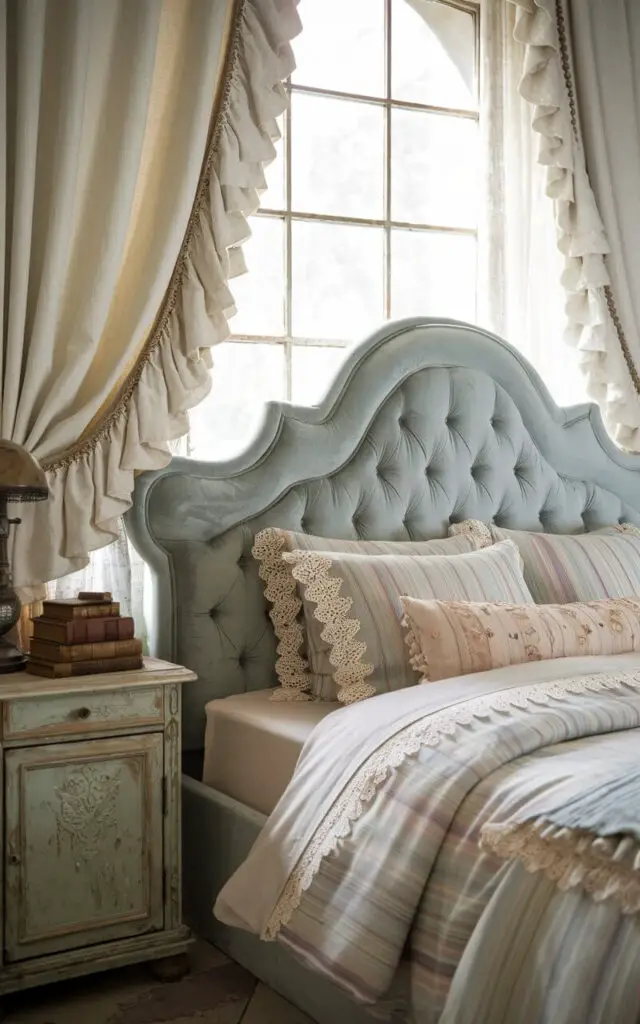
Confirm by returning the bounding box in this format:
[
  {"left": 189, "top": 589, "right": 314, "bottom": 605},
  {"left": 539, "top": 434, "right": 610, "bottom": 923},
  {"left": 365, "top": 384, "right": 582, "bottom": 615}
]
[{"left": 0, "top": 639, "right": 27, "bottom": 674}]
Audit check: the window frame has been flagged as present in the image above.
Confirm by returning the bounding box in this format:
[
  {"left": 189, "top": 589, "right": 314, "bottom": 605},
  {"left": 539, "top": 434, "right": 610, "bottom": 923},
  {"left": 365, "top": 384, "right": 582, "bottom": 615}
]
[{"left": 230, "top": 0, "right": 480, "bottom": 400}]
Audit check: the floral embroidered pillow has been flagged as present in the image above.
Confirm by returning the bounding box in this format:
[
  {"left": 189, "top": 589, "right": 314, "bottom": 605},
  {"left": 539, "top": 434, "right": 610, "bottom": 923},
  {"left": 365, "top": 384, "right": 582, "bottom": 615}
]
[
  {"left": 283, "top": 539, "right": 533, "bottom": 704},
  {"left": 252, "top": 526, "right": 488, "bottom": 702},
  {"left": 401, "top": 594, "right": 640, "bottom": 682},
  {"left": 449, "top": 521, "right": 640, "bottom": 604}
]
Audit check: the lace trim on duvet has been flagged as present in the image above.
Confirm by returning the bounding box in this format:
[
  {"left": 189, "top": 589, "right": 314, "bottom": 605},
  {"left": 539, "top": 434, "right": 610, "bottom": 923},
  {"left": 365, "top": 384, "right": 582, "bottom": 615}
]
[
  {"left": 284, "top": 551, "right": 376, "bottom": 705},
  {"left": 480, "top": 819, "right": 640, "bottom": 915},
  {"left": 252, "top": 529, "right": 311, "bottom": 701},
  {"left": 262, "top": 670, "right": 640, "bottom": 940}
]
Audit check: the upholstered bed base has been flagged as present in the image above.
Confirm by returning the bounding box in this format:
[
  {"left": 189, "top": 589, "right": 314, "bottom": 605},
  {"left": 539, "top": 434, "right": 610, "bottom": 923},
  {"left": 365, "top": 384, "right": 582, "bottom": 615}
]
[
  {"left": 128, "top": 317, "right": 640, "bottom": 1024},
  {"left": 182, "top": 773, "right": 378, "bottom": 1023}
]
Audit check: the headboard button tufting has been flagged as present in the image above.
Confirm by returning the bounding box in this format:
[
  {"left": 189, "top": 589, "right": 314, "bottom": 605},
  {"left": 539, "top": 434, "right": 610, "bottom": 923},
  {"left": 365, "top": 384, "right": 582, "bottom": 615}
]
[{"left": 132, "top": 338, "right": 640, "bottom": 756}]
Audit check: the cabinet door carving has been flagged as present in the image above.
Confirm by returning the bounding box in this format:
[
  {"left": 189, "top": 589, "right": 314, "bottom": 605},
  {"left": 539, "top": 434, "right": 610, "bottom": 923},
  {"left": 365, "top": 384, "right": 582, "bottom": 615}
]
[{"left": 5, "top": 734, "right": 163, "bottom": 961}]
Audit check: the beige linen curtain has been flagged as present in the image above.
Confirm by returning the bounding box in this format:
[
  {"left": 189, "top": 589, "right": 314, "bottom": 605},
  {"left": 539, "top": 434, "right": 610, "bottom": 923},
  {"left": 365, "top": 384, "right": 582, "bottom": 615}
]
[
  {"left": 507, "top": 0, "right": 640, "bottom": 449},
  {"left": 1, "top": 0, "right": 300, "bottom": 593}
]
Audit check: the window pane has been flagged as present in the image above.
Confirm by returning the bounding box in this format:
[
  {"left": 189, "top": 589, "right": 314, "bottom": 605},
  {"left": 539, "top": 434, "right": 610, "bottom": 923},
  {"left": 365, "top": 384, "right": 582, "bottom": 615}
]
[
  {"left": 188, "top": 343, "right": 286, "bottom": 460},
  {"left": 392, "top": 110, "right": 478, "bottom": 228},
  {"left": 391, "top": 0, "right": 476, "bottom": 110},
  {"left": 292, "top": 346, "right": 347, "bottom": 405},
  {"left": 261, "top": 117, "right": 285, "bottom": 210},
  {"left": 292, "top": 0, "right": 385, "bottom": 97},
  {"left": 292, "top": 221, "right": 384, "bottom": 341},
  {"left": 391, "top": 230, "right": 476, "bottom": 322},
  {"left": 230, "top": 217, "right": 285, "bottom": 336},
  {"left": 292, "top": 94, "right": 384, "bottom": 219}
]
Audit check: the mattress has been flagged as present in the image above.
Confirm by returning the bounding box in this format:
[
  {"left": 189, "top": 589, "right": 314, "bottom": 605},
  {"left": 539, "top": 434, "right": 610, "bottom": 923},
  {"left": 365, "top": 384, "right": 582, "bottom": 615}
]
[{"left": 202, "top": 688, "right": 340, "bottom": 815}]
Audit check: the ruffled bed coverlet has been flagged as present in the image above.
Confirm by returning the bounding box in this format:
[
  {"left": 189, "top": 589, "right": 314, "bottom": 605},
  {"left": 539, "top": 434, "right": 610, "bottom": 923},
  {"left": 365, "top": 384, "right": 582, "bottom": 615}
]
[{"left": 215, "top": 654, "right": 640, "bottom": 1024}]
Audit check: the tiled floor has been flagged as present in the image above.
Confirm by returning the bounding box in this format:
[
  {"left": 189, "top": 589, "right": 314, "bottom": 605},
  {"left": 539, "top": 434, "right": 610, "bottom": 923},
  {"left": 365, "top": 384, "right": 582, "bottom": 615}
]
[{"left": 3, "top": 940, "right": 315, "bottom": 1024}]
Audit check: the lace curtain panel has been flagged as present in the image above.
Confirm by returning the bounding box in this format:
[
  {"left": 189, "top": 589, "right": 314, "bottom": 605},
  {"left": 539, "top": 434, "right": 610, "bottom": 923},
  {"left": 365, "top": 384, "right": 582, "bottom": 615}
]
[{"left": 1, "top": 0, "right": 300, "bottom": 596}]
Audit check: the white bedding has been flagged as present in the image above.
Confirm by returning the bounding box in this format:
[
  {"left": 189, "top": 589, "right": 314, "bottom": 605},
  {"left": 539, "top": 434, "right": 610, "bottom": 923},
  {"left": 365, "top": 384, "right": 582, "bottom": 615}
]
[{"left": 216, "top": 654, "right": 640, "bottom": 1023}]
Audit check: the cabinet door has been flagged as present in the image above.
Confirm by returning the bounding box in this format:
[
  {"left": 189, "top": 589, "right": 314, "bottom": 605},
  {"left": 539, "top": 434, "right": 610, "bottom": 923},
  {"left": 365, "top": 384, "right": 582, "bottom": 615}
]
[{"left": 5, "top": 734, "right": 164, "bottom": 961}]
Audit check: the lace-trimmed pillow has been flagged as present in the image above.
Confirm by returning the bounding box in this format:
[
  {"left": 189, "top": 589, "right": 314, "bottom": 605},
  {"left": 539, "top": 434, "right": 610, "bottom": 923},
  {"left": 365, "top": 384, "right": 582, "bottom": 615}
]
[
  {"left": 401, "top": 594, "right": 640, "bottom": 682},
  {"left": 283, "top": 539, "right": 533, "bottom": 704},
  {"left": 252, "top": 527, "right": 487, "bottom": 702},
  {"left": 450, "top": 521, "right": 640, "bottom": 604}
]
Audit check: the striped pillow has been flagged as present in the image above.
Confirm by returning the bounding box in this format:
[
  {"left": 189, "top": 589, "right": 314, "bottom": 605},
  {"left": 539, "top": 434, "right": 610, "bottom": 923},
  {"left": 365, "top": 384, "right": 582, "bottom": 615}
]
[
  {"left": 450, "top": 521, "right": 640, "bottom": 604},
  {"left": 401, "top": 594, "right": 640, "bottom": 682},
  {"left": 252, "top": 527, "right": 487, "bottom": 702},
  {"left": 283, "top": 539, "right": 533, "bottom": 704}
]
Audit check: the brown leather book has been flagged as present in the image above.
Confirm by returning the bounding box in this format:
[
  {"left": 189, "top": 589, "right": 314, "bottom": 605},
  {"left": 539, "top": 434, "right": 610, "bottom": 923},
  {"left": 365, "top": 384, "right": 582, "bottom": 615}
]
[
  {"left": 27, "top": 655, "right": 144, "bottom": 679},
  {"left": 40, "top": 599, "right": 120, "bottom": 621},
  {"left": 30, "top": 638, "right": 143, "bottom": 664},
  {"left": 31, "top": 616, "right": 135, "bottom": 645}
]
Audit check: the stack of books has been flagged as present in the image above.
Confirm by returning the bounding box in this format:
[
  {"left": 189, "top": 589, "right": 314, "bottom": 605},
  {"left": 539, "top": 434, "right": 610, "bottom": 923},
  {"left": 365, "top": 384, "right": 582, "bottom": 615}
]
[{"left": 27, "top": 592, "right": 143, "bottom": 678}]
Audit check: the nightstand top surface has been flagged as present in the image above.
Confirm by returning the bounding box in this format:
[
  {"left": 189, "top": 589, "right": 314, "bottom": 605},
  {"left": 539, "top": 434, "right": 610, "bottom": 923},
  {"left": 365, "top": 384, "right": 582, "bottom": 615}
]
[{"left": 0, "top": 657, "right": 195, "bottom": 700}]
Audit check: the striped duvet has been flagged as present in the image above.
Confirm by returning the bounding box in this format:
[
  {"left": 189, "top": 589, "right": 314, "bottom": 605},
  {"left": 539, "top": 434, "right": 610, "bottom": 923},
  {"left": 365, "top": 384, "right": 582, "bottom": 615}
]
[{"left": 215, "top": 654, "right": 640, "bottom": 1023}]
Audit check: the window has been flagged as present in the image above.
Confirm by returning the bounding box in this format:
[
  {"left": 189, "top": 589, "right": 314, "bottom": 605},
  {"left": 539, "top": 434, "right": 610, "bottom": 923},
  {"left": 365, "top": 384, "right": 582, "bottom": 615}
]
[{"left": 189, "top": 0, "right": 479, "bottom": 459}]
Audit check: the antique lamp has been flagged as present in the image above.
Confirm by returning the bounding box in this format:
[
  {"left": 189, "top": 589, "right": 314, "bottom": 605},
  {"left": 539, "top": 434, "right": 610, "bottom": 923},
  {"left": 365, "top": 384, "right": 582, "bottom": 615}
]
[{"left": 0, "top": 441, "right": 49, "bottom": 672}]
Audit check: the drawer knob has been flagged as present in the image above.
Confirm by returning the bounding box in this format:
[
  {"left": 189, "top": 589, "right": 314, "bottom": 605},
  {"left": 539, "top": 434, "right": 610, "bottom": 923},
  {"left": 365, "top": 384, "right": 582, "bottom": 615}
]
[
  {"left": 9, "top": 854, "right": 20, "bottom": 866},
  {"left": 75, "top": 707, "right": 91, "bottom": 720}
]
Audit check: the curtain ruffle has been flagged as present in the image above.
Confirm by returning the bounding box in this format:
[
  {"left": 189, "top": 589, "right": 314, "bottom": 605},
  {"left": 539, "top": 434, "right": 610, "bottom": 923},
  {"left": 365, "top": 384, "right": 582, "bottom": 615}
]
[
  {"left": 510, "top": 0, "right": 640, "bottom": 450},
  {"left": 14, "top": 0, "right": 300, "bottom": 594}
]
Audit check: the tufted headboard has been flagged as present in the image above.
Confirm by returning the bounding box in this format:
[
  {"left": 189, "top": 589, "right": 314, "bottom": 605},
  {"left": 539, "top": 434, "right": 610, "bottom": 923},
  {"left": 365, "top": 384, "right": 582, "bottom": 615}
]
[{"left": 126, "top": 318, "right": 640, "bottom": 750}]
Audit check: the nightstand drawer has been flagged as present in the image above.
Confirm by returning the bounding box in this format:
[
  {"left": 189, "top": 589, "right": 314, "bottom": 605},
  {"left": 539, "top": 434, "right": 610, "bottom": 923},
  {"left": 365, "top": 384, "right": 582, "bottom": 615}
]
[{"left": 3, "top": 686, "right": 164, "bottom": 741}]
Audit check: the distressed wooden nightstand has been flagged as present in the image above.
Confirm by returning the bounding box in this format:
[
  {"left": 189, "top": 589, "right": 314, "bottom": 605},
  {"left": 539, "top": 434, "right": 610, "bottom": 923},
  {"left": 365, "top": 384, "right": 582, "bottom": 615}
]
[{"left": 0, "top": 656, "right": 195, "bottom": 1009}]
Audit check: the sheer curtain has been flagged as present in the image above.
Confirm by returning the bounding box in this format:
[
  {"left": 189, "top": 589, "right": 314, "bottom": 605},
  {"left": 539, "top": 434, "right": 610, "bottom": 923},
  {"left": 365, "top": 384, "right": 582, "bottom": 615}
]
[
  {"left": 478, "top": 0, "right": 587, "bottom": 407},
  {"left": 48, "top": 524, "right": 148, "bottom": 652}
]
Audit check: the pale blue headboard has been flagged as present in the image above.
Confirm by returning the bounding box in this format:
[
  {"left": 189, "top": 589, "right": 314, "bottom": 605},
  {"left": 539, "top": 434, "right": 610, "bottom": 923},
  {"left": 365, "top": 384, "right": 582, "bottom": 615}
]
[{"left": 126, "top": 318, "right": 640, "bottom": 750}]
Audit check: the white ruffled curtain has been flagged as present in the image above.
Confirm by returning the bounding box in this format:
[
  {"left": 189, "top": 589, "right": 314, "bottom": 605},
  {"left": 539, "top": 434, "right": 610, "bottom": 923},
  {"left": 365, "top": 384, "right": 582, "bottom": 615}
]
[
  {"left": 508, "top": 0, "right": 640, "bottom": 449},
  {"left": 2, "top": 0, "right": 299, "bottom": 599}
]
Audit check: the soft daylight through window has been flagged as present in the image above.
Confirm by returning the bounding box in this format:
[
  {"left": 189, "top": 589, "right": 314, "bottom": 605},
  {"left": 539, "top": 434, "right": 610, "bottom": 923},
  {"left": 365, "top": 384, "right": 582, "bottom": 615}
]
[{"left": 189, "top": 0, "right": 479, "bottom": 459}]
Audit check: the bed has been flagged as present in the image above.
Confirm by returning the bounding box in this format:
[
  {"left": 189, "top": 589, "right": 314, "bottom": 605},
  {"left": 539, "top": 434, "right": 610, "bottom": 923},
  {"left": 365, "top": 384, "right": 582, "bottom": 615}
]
[{"left": 126, "top": 317, "right": 640, "bottom": 1023}]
